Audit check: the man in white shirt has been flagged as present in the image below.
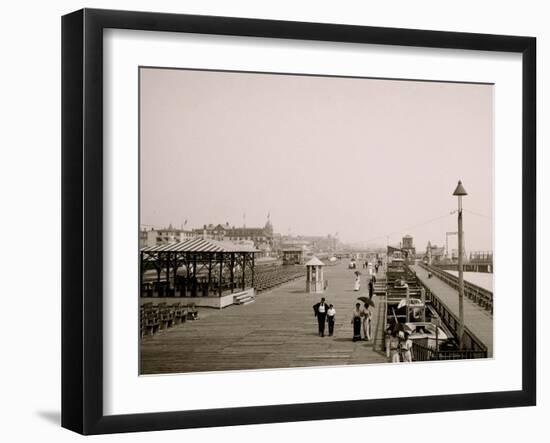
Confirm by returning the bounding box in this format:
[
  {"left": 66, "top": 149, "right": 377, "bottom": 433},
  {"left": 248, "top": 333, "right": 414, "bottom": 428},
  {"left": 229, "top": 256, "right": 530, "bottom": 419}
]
[{"left": 313, "top": 297, "right": 329, "bottom": 337}]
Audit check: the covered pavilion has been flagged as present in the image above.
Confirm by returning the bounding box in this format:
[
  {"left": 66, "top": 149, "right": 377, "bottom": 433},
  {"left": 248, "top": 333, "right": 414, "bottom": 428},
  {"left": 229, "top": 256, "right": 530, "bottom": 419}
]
[{"left": 140, "top": 238, "right": 257, "bottom": 298}]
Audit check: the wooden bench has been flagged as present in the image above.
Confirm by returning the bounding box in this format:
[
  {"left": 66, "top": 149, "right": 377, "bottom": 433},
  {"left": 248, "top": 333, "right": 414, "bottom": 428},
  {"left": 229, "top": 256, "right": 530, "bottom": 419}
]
[{"left": 184, "top": 303, "right": 199, "bottom": 320}]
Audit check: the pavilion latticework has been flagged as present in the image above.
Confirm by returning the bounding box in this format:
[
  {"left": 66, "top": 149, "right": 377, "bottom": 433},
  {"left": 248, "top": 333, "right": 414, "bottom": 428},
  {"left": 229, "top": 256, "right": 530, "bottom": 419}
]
[{"left": 140, "top": 238, "right": 257, "bottom": 297}]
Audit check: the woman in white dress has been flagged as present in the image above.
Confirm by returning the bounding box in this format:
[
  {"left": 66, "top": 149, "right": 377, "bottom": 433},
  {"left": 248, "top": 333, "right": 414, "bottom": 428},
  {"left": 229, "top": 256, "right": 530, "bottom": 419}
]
[
  {"left": 400, "top": 332, "right": 413, "bottom": 362},
  {"left": 354, "top": 272, "right": 361, "bottom": 291},
  {"left": 391, "top": 331, "right": 404, "bottom": 362},
  {"left": 361, "top": 303, "right": 372, "bottom": 340}
]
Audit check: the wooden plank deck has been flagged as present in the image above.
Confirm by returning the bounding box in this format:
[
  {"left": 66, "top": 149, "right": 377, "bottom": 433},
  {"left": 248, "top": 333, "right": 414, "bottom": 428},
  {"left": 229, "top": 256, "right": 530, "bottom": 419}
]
[
  {"left": 140, "top": 262, "right": 388, "bottom": 374},
  {"left": 410, "top": 264, "right": 493, "bottom": 356}
]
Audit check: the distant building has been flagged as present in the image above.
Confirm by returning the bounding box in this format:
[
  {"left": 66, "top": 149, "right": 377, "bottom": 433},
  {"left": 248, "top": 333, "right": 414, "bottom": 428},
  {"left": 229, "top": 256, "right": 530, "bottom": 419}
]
[
  {"left": 139, "top": 224, "right": 194, "bottom": 248},
  {"left": 192, "top": 218, "right": 275, "bottom": 257},
  {"left": 401, "top": 235, "right": 416, "bottom": 260},
  {"left": 156, "top": 224, "right": 194, "bottom": 244},
  {"left": 282, "top": 248, "right": 304, "bottom": 265},
  {"left": 424, "top": 241, "right": 445, "bottom": 264},
  {"left": 469, "top": 251, "right": 493, "bottom": 264},
  {"left": 387, "top": 245, "right": 411, "bottom": 263},
  {"left": 139, "top": 224, "right": 197, "bottom": 248},
  {"left": 140, "top": 228, "right": 158, "bottom": 248},
  {"left": 280, "top": 234, "right": 338, "bottom": 254},
  {"left": 387, "top": 236, "right": 416, "bottom": 264},
  {"left": 192, "top": 223, "right": 230, "bottom": 241},
  {"left": 281, "top": 238, "right": 311, "bottom": 250}
]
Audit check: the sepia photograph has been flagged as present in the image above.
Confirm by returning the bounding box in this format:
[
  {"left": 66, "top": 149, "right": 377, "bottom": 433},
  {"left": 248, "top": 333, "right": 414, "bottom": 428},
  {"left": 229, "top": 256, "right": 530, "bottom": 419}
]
[{"left": 138, "top": 66, "right": 494, "bottom": 375}]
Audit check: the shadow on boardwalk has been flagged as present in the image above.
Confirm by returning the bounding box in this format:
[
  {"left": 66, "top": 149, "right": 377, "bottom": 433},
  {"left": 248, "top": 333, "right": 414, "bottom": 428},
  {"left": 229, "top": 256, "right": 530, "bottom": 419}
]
[{"left": 140, "top": 262, "right": 388, "bottom": 374}]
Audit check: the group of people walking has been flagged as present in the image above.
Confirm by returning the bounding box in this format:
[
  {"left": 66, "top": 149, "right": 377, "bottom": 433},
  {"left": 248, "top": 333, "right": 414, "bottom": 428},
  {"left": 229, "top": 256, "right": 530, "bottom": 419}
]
[
  {"left": 312, "top": 298, "right": 336, "bottom": 337},
  {"left": 351, "top": 302, "right": 373, "bottom": 342},
  {"left": 312, "top": 297, "right": 372, "bottom": 341},
  {"left": 309, "top": 258, "right": 413, "bottom": 362},
  {"left": 353, "top": 272, "right": 376, "bottom": 298},
  {"left": 362, "top": 260, "right": 380, "bottom": 274}
]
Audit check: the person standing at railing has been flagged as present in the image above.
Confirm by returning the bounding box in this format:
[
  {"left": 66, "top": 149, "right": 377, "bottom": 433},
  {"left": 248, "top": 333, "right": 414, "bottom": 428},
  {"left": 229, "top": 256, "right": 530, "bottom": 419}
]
[
  {"left": 368, "top": 278, "right": 374, "bottom": 299},
  {"left": 400, "top": 332, "right": 413, "bottom": 362},
  {"left": 384, "top": 324, "right": 392, "bottom": 358},
  {"left": 390, "top": 331, "right": 401, "bottom": 362}
]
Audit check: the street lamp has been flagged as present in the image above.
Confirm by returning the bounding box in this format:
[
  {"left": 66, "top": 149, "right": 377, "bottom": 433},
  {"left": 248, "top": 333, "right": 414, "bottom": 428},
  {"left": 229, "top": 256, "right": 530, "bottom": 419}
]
[{"left": 453, "top": 180, "right": 467, "bottom": 349}]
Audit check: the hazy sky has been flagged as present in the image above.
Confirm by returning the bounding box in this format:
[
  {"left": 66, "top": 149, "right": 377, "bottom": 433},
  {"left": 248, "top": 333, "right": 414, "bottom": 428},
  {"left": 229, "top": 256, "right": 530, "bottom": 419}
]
[{"left": 140, "top": 68, "right": 493, "bottom": 252}]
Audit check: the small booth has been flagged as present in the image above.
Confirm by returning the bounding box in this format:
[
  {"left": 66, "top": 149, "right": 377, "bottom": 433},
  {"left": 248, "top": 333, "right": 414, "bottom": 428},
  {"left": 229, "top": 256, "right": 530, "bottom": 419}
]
[
  {"left": 305, "top": 256, "right": 325, "bottom": 294},
  {"left": 282, "top": 248, "right": 303, "bottom": 265}
]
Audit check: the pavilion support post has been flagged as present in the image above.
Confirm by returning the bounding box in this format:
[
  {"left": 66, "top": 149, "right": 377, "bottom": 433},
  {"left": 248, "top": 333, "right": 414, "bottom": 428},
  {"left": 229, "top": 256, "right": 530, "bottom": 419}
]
[
  {"left": 208, "top": 253, "right": 212, "bottom": 295},
  {"left": 173, "top": 253, "right": 179, "bottom": 296},
  {"left": 219, "top": 253, "right": 223, "bottom": 297},
  {"left": 140, "top": 252, "right": 144, "bottom": 297},
  {"left": 251, "top": 253, "right": 255, "bottom": 289},
  {"left": 193, "top": 255, "right": 197, "bottom": 297},
  {"left": 184, "top": 253, "right": 190, "bottom": 297},
  {"left": 242, "top": 253, "right": 246, "bottom": 291},
  {"left": 165, "top": 253, "right": 170, "bottom": 293},
  {"left": 155, "top": 253, "right": 161, "bottom": 297},
  {"left": 230, "top": 253, "right": 235, "bottom": 293}
]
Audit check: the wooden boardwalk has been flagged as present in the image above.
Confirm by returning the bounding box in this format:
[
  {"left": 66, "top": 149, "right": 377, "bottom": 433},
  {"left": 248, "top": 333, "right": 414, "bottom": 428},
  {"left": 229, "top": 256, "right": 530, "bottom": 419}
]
[
  {"left": 410, "top": 264, "right": 493, "bottom": 356},
  {"left": 140, "top": 262, "right": 388, "bottom": 374}
]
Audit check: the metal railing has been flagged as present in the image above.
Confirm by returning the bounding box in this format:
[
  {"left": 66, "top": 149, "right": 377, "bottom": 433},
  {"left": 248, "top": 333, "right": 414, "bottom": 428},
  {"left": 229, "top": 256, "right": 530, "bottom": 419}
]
[
  {"left": 412, "top": 339, "right": 487, "bottom": 361},
  {"left": 418, "top": 262, "right": 493, "bottom": 315},
  {"left": 405, "top": 264, "right": 489, "bottom": 356},
  {"left": 382, "top": 265, "right": 489, "bottom": 360},
  {"left": 424, "top": 289, "right": 488, "bottom": 354}
]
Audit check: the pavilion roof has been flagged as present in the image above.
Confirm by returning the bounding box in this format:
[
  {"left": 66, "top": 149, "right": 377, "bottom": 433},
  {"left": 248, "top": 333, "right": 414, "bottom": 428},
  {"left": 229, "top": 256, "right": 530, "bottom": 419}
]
[{"left": 141, "top": 238, "right": 258, "bottom": 253}]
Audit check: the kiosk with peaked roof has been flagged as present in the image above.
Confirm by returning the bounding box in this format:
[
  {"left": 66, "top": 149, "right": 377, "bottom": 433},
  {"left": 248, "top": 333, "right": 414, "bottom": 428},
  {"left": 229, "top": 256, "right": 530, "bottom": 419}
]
[{"left": 305, "top": 256, "right": 325, "bottom": 293}]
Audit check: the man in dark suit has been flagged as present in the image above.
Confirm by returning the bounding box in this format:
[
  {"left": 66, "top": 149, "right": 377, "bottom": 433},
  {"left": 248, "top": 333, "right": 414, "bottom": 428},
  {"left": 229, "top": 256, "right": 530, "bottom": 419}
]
[
  {"left": 368, "top": 278, "right": 374, "bottom": 299},
  {"left": 313, "top": 297, "right": 329, "bottom": 337}
]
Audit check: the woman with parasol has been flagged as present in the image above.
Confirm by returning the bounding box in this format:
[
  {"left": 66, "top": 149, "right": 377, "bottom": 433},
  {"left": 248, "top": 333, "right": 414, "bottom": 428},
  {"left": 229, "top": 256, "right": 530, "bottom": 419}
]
[{"left": 351, "top": 303, "right": 362, "bottom": 341}]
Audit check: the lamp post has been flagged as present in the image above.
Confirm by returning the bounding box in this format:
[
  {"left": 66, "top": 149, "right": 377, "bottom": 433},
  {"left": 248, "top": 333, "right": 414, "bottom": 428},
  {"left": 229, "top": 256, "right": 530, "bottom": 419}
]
[{"left": 453, "top": 180, "right": 467, "bottom": 348}]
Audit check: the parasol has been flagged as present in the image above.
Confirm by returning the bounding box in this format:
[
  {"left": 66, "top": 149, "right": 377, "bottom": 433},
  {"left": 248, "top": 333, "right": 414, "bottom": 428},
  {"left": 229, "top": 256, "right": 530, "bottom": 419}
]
[{"left": 358, "top": 296, "right": 375, "bottom": 307}]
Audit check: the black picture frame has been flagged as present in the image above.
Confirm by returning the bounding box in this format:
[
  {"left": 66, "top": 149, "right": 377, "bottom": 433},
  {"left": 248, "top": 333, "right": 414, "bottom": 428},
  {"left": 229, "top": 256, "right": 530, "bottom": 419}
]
[{"left": 61, "top": 8, "right": 536, "bottom": 435}]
